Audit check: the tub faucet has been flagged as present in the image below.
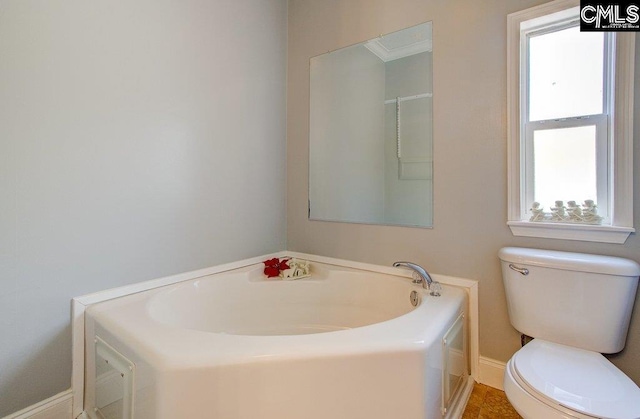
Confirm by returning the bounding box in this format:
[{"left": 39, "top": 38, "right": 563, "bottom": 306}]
[{"left": 393, "top": 261, "right": 440, "bottom": 296}]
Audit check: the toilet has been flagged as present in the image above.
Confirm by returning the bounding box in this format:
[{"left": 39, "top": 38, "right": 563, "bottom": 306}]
[{"left": 499, "top": 247, "right": 640, "bottom": 419}]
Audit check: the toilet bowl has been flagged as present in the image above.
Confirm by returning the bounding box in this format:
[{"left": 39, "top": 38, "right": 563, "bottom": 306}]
[
  {"left": 499, "top": 247, "right": 640, "bottom": 419},
  {"left": 504, "top": 339, "right": 640, "bottom": 419}
]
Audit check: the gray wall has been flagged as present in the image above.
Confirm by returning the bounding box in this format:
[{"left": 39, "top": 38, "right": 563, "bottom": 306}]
[
  {"left": 0, "top": 0, "right": 287, "bottom": 415},
  {"left": 287, "top": 0, "right": 640, "bottom": 384}
]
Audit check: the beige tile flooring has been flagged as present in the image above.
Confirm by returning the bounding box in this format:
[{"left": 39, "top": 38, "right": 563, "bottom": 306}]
[{"left": 462, "top": 383, "right": 522, "bottom": 419}]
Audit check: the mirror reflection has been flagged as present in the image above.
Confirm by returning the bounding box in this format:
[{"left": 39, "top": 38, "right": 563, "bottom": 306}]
[{"left": 309, "top": 22, "right": 433, "bottom": 227}]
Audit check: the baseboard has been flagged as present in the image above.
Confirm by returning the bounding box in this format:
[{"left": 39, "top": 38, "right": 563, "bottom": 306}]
[
  {"left": 2, "top": 390, "right": 72, "bottom": 419},
  {"left": 478, "top": 356, "right": 506, "bottom": 390}
]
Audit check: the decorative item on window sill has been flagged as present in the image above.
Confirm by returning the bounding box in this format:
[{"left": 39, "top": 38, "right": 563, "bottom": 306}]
[
  {"left": 263, "top": 257, "right": 311, "bottom": 280},
  {"left": 529, "top": 200, "right": 603, "bottom": 225}
]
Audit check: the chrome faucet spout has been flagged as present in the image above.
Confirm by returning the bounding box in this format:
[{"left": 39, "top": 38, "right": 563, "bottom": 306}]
[{"left": 392, "top": 261, "right": 433, "bottom": 289}]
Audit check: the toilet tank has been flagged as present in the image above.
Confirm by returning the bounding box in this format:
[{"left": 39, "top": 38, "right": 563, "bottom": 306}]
[{"left": 499, "top": 247, "right": 640, "bottom": 353}]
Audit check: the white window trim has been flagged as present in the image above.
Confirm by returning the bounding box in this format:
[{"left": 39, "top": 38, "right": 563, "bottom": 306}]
[{"left": 507, "top": 0, "right": 635, "bottom": 244}]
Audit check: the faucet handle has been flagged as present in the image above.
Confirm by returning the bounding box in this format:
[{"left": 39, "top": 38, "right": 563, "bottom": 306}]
[
  {"left": 411, "top": 271, "right": 422, "bottom": 284},
  {"left": 429, "top": 281, "right": 442, "bottom": 297}
]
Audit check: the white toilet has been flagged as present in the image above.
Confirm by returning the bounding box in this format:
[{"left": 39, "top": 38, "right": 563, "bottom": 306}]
[{"left": 499, "top": 247, "right": 640, "bottom": 419}]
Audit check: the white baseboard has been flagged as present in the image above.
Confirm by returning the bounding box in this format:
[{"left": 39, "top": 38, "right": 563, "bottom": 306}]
[
  {"left": 2, "top": 390, "right": 72, "bottom": 419},
  {"left": 478, "top": 356, "right": 506, "bottom": 390}
]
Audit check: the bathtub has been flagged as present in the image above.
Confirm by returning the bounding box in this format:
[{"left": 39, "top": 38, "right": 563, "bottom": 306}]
[{"left": 84, "top": 261, "right": 468, "bottom": 419}]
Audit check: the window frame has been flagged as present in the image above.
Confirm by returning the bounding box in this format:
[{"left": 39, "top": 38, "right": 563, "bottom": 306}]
[{"left": 507, "top": 0, "right": 635, "bottom": 244}]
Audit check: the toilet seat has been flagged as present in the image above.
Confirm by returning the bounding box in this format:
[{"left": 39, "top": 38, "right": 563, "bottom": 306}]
[{"left": 509, "top": 339, "right": 640, "bottom": 419}]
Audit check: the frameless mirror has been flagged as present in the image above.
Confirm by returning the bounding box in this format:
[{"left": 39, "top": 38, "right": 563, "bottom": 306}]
[{"left": 309, "top": 22, "right": 433, "bottom": 227}]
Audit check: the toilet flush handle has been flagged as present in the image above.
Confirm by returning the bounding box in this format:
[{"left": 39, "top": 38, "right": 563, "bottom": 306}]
[{"left": 509, "top": 264, "right": 529, "bottom": 276}]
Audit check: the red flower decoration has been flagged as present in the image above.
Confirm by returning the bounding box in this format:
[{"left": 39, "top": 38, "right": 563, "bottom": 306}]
[
  {"left": 264, "top": 266, "right": 280, "bottom": 277},
  {"left": 263, "top": 257, "right": 291, "bottom": 278},
  {"left": 264, "top": 258, "right": 280, "bottom": 267}
]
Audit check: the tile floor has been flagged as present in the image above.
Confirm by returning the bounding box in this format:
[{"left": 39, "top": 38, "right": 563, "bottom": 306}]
[{"left": 462, "top": 383, "right": 522, "bottom": 419}]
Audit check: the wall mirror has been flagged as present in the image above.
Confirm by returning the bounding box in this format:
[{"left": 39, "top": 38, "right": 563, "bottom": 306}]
[{"left": 309, "top": 21, "right": 433, "bottom": 227}]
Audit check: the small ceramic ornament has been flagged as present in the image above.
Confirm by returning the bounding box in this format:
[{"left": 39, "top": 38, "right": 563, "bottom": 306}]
[
  {"left": 280, "top": 258, "right": 311, "bottom": 280},
  {"left": 529, "top": 202, "right": 546, "bottom": 222},
  {"left": 550, "top": 200, "right": 567, "bottom": 221},
  {"left": 581, "top": 200, "right": 603, "bottom": 224}
]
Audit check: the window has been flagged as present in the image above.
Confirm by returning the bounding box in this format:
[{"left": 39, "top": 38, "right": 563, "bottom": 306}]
[{"left": 507, "top": 0, "right": 635, "bottom": 244}]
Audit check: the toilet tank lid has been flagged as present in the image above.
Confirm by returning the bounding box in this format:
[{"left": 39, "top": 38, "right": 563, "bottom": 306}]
[{"left": 498, "top": 247, "right": 640, "bottom": 276}]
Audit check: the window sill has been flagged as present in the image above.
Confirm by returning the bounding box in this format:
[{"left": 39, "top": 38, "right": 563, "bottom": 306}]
[{"left": 507, "top": 221, "right": 634, "bottom": 244}]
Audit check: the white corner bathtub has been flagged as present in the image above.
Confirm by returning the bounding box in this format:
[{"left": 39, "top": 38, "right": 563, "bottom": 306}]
[{"left": 84, "top": 262, "right": 468, "bottom": 419}]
